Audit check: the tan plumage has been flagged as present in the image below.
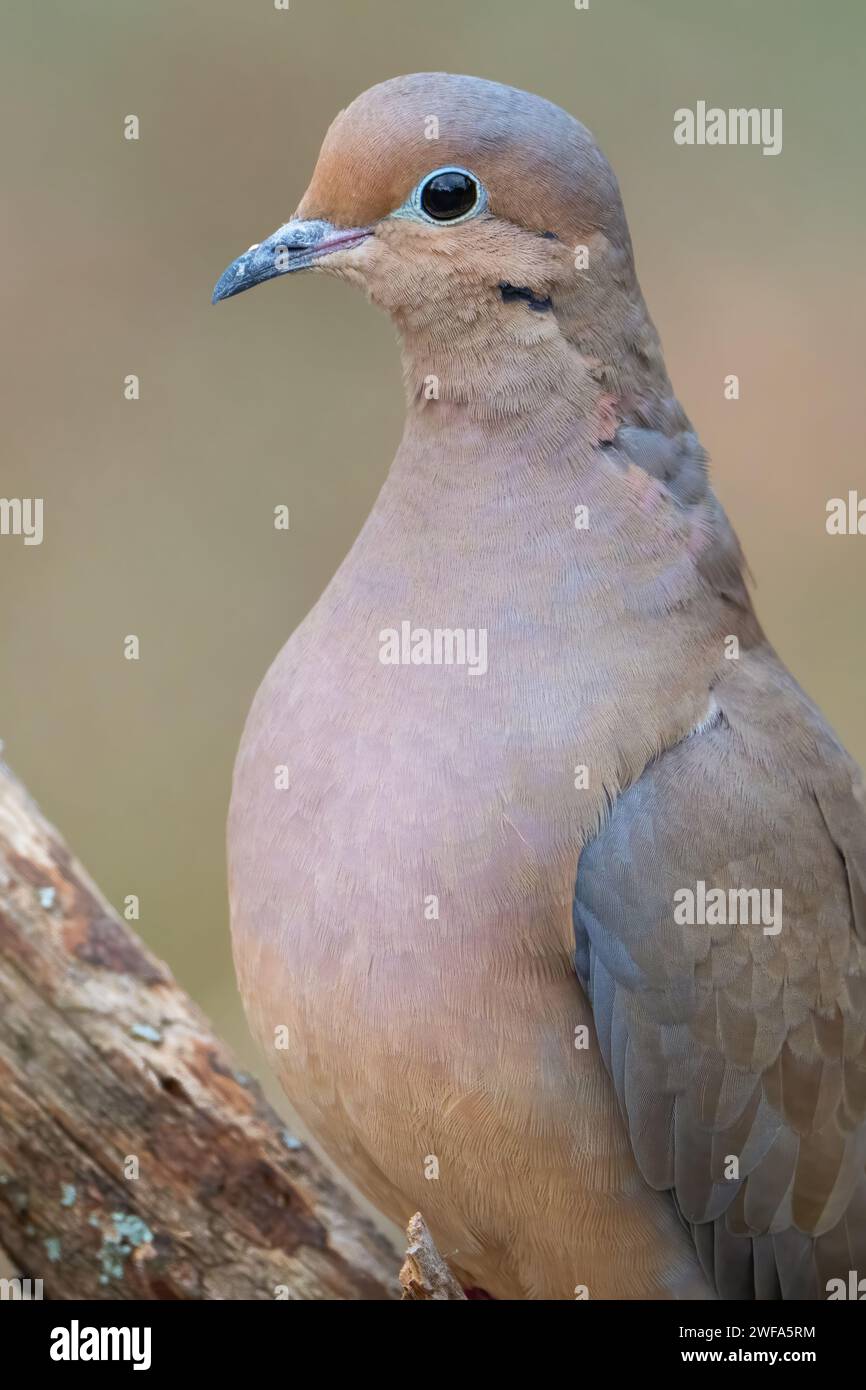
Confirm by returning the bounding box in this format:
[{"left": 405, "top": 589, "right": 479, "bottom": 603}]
[{"left": 217, "top": 74, "right": 866, "bottom": 1299}]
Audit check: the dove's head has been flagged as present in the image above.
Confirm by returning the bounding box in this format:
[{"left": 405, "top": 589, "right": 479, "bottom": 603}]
[{"left": 214, "top": 73, "right": 669, "bottom": 417}]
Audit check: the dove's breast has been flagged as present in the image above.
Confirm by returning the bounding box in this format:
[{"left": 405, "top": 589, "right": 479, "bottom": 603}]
[{"left": 227, "top": 525, "right": 714, "bottom": 1298}]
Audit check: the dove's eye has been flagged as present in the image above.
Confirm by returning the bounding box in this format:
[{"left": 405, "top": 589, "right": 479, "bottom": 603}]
[{"left": 412, "top": 167, "right": 486, "bottom": 224}]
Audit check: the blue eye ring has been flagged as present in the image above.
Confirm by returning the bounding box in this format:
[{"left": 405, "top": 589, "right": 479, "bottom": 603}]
[{"left": 407, "top": 166, "right": 488, "bottom": 225}]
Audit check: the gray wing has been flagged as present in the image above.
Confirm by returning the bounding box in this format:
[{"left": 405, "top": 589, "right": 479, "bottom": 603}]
[{"left": 574, "top": 658, "right": 866, "bottom": 1299}]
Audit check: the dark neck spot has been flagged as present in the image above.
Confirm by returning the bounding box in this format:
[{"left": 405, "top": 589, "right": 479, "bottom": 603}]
[{"left": 499, "top": 282, "right": 553, "bottom": 312}]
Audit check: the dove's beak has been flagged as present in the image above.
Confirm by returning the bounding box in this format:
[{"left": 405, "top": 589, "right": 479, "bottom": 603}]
[{"left": 212, "top": 219, "right": 374, "bottom": 304}]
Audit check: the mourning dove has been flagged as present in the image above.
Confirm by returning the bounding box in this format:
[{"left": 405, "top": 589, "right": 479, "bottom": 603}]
[{"left": 215, "top": 74, "right": 866, "bottom": 1300}]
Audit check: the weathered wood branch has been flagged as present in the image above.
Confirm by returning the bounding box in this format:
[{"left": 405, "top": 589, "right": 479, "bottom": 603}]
[
  {"left": 0, "top": 758, "right": 404, "bottom": 1299},
  {"left": 399, "top": 1213, "right": 467, "bottom": 1300}
]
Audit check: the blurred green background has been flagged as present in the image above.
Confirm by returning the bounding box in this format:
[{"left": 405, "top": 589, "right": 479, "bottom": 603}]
[{"left": 1, "top": 0, "right": 864, "bottom": 1127}]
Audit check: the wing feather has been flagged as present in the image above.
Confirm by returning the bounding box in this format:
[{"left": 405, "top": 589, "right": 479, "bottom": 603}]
[{"left": 574, "top": 653, "right": 866, "bottom": 1297}]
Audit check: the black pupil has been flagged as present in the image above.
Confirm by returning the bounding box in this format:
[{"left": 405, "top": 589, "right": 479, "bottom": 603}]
[{"left": 421, "top": 171, "right": 478, "bottom": 221}]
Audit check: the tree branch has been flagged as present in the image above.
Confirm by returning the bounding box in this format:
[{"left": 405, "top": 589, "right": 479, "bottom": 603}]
[
  {"left": 399, "top": 1214, "right": 467, "bottom": 1300},
  {"left": 0, "top": 759, "right": 400, "bottom": 1299}
]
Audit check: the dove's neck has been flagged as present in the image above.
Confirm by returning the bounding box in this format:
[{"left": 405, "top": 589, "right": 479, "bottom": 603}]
[
  {"left": 339, "top": 388, "right": 710, "bottom": 652},
  {"left": 331, "top": 312, "right": 753, "bottom": 691},
  {"left": 393, "top": 250, "right": 691, "bottom": 439}
]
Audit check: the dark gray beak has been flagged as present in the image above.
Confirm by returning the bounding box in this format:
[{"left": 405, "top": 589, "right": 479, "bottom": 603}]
[{"left": 212, "top": 219, "right": 373, "bottom": 304}]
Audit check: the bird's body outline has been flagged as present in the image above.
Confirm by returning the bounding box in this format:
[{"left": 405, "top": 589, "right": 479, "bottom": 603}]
[{"left": 218, "top": 72, "right": 866, "bottom": 1300}]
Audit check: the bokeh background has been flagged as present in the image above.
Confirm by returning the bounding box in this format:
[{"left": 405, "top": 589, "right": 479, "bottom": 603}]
[{"left": 2, "top": 0, "right": 864, "bottom": 1137}]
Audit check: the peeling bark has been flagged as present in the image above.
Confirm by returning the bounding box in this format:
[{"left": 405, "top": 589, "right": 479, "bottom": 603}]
[{"left": 399, "top": 1214, "right": 467, "bottom": 1300}]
